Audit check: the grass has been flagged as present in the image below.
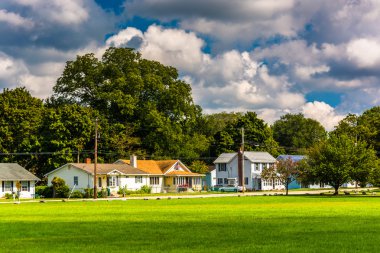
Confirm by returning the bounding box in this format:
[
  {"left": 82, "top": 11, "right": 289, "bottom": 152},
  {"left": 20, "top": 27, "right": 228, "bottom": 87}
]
[{"left": 0, "top": 196, "right": 379, "bottom": 253}]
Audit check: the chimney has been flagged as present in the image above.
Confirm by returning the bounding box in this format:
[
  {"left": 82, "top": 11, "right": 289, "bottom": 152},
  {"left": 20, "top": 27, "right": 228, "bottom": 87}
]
[
  {"left": 130, "top": 154, "right": 137, "bottom": 168},
  {"left": 85, "top": 158, "right": 91, "bottom": 164},
  {"left": 237, "top": 149, "right": 243, "bottom": 186}
]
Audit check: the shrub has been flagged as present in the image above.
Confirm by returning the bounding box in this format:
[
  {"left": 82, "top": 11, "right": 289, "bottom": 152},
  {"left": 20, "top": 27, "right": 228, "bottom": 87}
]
[
  {"left": 139, "top": 185, "right": 152, "bottom": 194},
  {"left": 35, "top": 185, "right": 53, "bottom": 198},
  {"left": 4, "top": 193, "right": 13, "bottom": 199},
  {"left": 70, "top": 190, "right": 84, "bottom": 198},
  {"left": 97, "top": 188, "right": 107, "bottom": 198},
  {"left": 84, "top": 188, "right": 93, "bottom": 198},
  {"left": 55, "top": 185, "right": 70, "bottom": 198}
]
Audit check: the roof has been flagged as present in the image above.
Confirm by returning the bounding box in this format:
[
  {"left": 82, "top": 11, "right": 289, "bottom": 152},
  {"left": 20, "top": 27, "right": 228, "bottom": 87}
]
[
  {"left": 166, "top": 170, "right": 203, "bottom": 176},
  {"left": 244, "top": 152, "right": 276, "bottom": 163},
  {"left": 45, "top": 163, "right": 147, "bottom": 176},
  {"left": 214, "top": 151, "right": 276, "bottom": 164},
  {"left": 277, "top": 155, "right": 306, "bottom": 162},
  {"left": 0, "top": 163, "right": 40, "bottom": 181},
  {"left": 213, "top": 153, "right": 237, "bottom": 163},
  {"left": 118, "top": 160, "right": 178, "bottom": 174}
]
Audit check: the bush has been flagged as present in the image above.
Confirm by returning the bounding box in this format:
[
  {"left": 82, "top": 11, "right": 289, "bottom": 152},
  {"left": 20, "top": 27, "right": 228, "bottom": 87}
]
[
  {"left": 55, "top": 185, "right": 70, "bottom": 198},
  {"left": 35, "top": 185, "right": 53, "bottom": 198},
  {"left": 4, "top": 193, "right": 13, "bottom": 199},
  {"left": 69, "top": 190, "right": 84, "bottom": 198},
  {"left": 84, "top": 188, "right": 93, "bottom": 198},
  {"left": 118, "top": 186, "right": 132, "bottom": 196},
  {"left": 139, "top": 185, "right": 152, "bottom": 194},
  {"left": 97, "top": 188, "right": 107, "bottom": 198}
]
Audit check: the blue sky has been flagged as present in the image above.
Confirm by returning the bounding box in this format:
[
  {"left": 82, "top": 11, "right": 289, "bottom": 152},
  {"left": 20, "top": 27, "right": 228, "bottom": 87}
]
[{"left": 1, "top": 0, "right": 380, "bottom": 130}]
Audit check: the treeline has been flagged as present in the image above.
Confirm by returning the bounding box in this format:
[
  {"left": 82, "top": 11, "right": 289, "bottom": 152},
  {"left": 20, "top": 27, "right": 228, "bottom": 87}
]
[{"left": 0, "top": 47, "right": 379, "bottom": 178}]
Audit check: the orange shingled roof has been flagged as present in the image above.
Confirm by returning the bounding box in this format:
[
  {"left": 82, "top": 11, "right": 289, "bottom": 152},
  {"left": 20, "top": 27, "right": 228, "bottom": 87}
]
[
  {"left": 120, "top": 160, "right": 177, "bottom": 174},
  {"left": 166, "top": 170, "right": 203, "bottom": 176}
]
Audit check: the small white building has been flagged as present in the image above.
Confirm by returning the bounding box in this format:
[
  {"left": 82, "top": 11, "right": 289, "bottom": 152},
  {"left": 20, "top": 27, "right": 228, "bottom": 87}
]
[
  {"left": 45, "top": 162, "right": 149, "bottom": 195},
  {"left": 214, "top": 151, "right": 281, "bottom": 191},
  {"left": 0, "top": 163, "right": 40, "bottom": 198}
]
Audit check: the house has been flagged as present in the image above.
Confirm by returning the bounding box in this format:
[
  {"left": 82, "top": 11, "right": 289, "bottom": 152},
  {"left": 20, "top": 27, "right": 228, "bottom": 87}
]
[
  {"left": 214, "top": 151, "right": 279, "bottom": 191},
  {"left": 203, "top": 165, "right": 216, "bottom": 190},
  {"left": 45, "top": 161, "right": 148, "bottom": 195},
  {"left": 115, "top": 155, "right": 204, "bottom": 192},
  {"left": 0, "top": 163, "right": 40, "bottom": 198}
]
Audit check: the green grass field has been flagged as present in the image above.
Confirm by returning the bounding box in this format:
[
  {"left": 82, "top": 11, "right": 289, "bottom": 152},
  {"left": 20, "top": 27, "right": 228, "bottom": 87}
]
[{"left": 0, "top": 196, "right": 379, "bottom": 253}]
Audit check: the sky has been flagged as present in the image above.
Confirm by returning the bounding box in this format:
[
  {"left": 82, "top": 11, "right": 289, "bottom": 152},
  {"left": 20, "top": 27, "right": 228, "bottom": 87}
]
[{"left": 1, "top": 0, "right": 380, "bottom": 131}]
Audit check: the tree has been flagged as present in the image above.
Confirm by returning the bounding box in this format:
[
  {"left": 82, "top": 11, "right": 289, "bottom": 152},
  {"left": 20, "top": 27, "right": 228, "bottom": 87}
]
[
  {"left": 213, "top": 112, "right": 282, "bottom": 156},
  {"left": 357, "top": 106, "right": 380, "bottom": 154},
  {"left": 272, "top": 113, "right": 326, "bottom": 154},
  {"left": 51, "top": 47, "right": 209, "bottom": 159},
  {"left": 189, "top": 160, "right": 209, "bottom": 174},
  {"left": 0, "top": 87, "right": 43, "bottom": 173},
  {"left": 276, "top": 157, "right": 300, "bottom": 195},
  {"left": 306, "top": 134, "right": 376, "bottom": 195},
  {"left": 51, "top": 177, "right": 69, "bottom": 198}
]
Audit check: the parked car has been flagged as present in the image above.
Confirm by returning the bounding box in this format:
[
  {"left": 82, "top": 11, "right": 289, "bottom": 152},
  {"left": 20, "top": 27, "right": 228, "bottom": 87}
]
[
  {"left": 211, "top": 184, "right": 224, "bottom": 191},
  {"left": 219, "top": 185, "right": 246, "bottom": 192}
]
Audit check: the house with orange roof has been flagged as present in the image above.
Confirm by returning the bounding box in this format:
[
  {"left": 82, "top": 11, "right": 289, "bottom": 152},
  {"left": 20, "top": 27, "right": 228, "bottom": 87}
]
[{"left": 115, "top": 155, "right": 204, "bottom": 193}]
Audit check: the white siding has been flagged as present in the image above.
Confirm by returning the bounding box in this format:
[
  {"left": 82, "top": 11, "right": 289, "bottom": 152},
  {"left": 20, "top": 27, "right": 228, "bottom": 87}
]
[
  {"left": 0, "top": 180, "right": 36, "bottom": 198},
  {"left": 47, "top": 165, "right": 92, "bottom": 191}
]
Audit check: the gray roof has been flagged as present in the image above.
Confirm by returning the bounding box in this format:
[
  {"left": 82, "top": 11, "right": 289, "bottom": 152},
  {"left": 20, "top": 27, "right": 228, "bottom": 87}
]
[
  {"left": 213, "top": 153, "right": 237, "bottom": 163},
  {"left": 45, "top": 163, "right": 148, "bottom": 177},
  {"left": 244, "top": 152, "right": 276, "bottom": 163},
  {"left": 0, "top": 163, "right": 40, "bottom": 181},
  {"left": 214, "top": 152, "right": 276, "bottom": 164}
]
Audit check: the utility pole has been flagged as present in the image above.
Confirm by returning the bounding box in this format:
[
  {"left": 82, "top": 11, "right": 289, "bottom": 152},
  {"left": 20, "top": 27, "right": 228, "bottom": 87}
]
[
  {"left": 242, "top": 127, "right": 245, "bottom": 193},
  {"left": 93, "top": 118, "right": 98, "bottom": 199}
]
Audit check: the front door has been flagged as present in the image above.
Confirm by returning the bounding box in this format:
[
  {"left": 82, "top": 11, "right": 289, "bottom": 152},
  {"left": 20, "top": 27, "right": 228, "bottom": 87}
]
[
  {"left": 253, "top": 178, "right": 262, "bottom": 190},
  {"left": 188, "top": 178, "right": 192, "bottom": 187}
]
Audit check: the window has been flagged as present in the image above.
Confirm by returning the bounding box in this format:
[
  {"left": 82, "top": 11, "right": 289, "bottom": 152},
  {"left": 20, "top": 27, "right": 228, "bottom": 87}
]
[
  {"left": 135, "top": 176, "right": 143, "bottom": 184},
  {"left": 245, "top": 177, "right": 249, "bottom": 185},
  {"left": 21, "top": 181, "right": 29, "bottom": 191},
  {"left": 173, "top": 177, "right": 186, "bottom": 185},
  {"left": 218, "top": 163, "right": 227, "bottom": 171},
  {"left": 217, "top": 178, "right": 223, "bottom": 184},
  {"left": 108, "top": 176, "right": 118, "bottom": 187},
  {"left": 4, "top": 181, "right": 12, "bottom": 191},
  {"left": 150, "top": 177, "right": 159, "bottom": 185},
  {"left": 223, "top": 178, "right": 228, "bottom": 184},
  {"left": 193, "top": 178, "right": 201, "bottom": 185},
  {"left": 73, "top": 176, "right": 78, "bottom": 186},
  {"left": 254, "top": 163, "right": 259, "bottom": 171},
  {"left": 98, "top": 177, "right": 102, "bottom": 187}
]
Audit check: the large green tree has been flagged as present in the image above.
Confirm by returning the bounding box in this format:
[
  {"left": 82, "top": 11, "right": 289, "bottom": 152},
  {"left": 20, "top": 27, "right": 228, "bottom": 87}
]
[
  {"left": 272, "top": 113, "right": 326, "bottom": 154},
  {"left": 50, "top": 47, "right": 209, "bottom": 159},
  {"left": 306, "top": 134, "right": 376, "bottom": 195},
  {"left": 0, "top": 87, "right": 43, "bottom": 173},
  {"left": 213, "top": 112, "right": 282, "bottom": 156}
]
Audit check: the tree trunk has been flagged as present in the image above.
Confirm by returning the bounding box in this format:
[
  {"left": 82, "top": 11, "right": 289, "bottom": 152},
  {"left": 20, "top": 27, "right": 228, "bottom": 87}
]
[
  {"left": 285, "top": 179, "right": 289, "bottom": 196},
  {"left": 333, "top": 185, "right": 339, "bottom": 195}
]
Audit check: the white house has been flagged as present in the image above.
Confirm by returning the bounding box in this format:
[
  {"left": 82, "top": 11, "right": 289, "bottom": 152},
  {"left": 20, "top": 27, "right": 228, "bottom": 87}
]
[
  {"left": 45, "top": 162, "right": 149, "bottom": 195},
  {"left": 214, "top": 151, "right": 281, "bottom": 191},
  {"left": 0, "top": 163, "right": 40, "bottom": 198},
  {"left": 115, "top": 156, "right": 204, "bottom": 193}
]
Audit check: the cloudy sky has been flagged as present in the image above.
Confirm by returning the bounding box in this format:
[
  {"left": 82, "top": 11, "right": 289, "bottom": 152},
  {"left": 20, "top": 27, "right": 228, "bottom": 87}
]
[{"left": 1, "top": 0, "right": 380, "bottom": 130}]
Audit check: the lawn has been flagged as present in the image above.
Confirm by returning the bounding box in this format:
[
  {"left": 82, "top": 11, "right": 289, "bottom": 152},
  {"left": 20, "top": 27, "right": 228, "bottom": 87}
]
[{"left": 0, "top": 196, "right": 379, "bottom": 253}]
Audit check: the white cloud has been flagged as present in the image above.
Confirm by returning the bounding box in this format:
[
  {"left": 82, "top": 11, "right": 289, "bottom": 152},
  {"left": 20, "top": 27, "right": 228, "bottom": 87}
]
[
  {"left": 346, "top": 38, "right": 380, "bottom": 68},
  {"left": 302, "top": 101, "right": 344, "bottom": 131},
  {"left": 14, "top": 0, "right": 89, "bottom": 25},
  {"left": 0, "top": 9, "right": 34, "bottom": 28}
]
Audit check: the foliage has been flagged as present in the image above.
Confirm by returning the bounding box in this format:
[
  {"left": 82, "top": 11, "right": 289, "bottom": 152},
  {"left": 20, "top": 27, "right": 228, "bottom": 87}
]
[
  {"left": 139, "top": 185, "right": 152, "bottom": 194},
  {"left": 51, "top": 177, "right": 69, "bottom": 198},
  {"left": 84, "top": 188, "right": 94, "bottom": 198},
  {"left": 70, "top": 190, "right": 84, "bottom": 198},
  {"left": 272, "top": 113, "right": 326, "bottom": 154},
  {"left": 306, "top": 134, "right": 376, "bottom": 194},
  {"left": 189, "top": 160, "right": 209, "bottom": 174},
  {"left": 97, "top": 188, "right": 108, "bottom": 198},
  {"left": 51, "top": 47, "right": 209, "bottom": 159},
  {"left": 275, "top": 158, "right": 300, "bottom": 195},
  {"left": 213, "top": 112, "right": 282, "bottom": 157},
  {"left": 35, "top": 186, "right": 53, "bottom": 198},
  {"left": 4, "top": 193, "right": 13, "bottom": 199}
]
